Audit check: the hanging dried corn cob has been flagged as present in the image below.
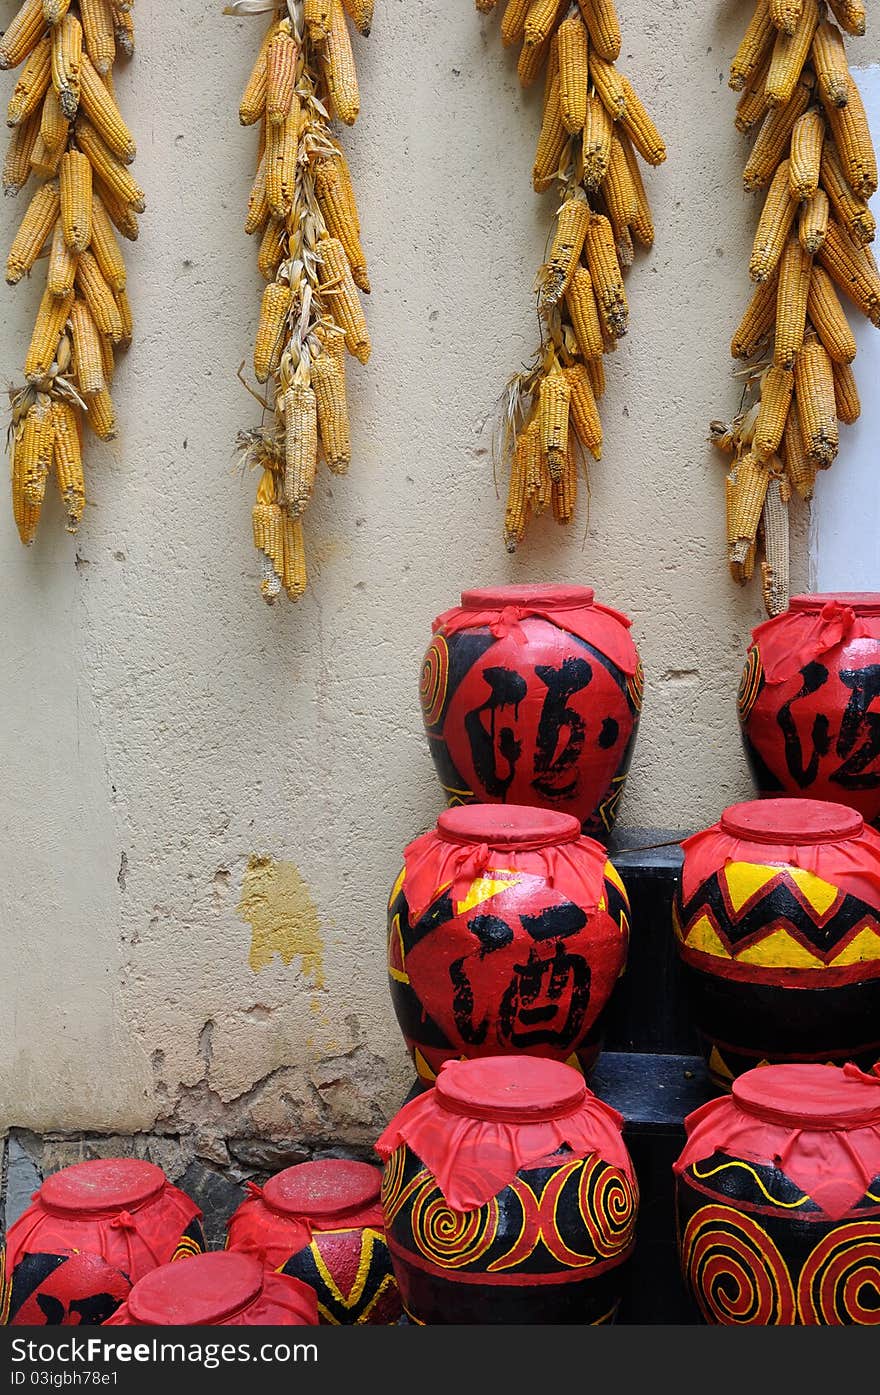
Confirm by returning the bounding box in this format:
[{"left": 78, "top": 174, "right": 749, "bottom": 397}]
[
  {"left": 225, "top": 0, "right": 372, "bottom": 604},
  {"left": 712, "top": 0, "right": 877, "bottom": 616},
  {"left": 479, "top": 0, "right": 665, "bottom": 551},
  {"left": 2, "top": 0, "right": 140, "bottom": 549}
]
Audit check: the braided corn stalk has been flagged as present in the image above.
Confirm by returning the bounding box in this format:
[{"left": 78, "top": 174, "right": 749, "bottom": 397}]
[
  {"left": 712, "top": 0, "right": 876, "bottom": 614},
  {"left": 3, "top": 0, "right": 140, "bottom": 548},
  {"left": 227, "top": 0, "right": 373, "bottom": 604},
  {"left": 478, "top": 0, "right": 665, "bottom": 550}
]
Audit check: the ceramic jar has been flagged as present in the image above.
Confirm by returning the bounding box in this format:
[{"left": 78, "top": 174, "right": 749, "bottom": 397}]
[
  {"left": 674, "top": 798, "right": 880, "bottom": 1089},
  {"left": 674, "top": 1063, "right": 880, "bottom": 1325},
  {"left": 376, "top": 1056, "right": 639, "bottom": 1325},
  {"left": 420, "top": 585, "right": 643, "bottom": 838},
  {"left": 738, "top": 593, "right": 880, "bottom": 827},
  {"left": 104, "top": 1251, "right": 318, "bottom": 1326},
  {"left": 3, "top": 1159, "right": 204, "bottom": 1325},
  {"left": 388, "top": 804, "right": 631, "bottom": 1084},
  {"left": 225, "top": 1159, "right": 401, "bottom": 1325}
]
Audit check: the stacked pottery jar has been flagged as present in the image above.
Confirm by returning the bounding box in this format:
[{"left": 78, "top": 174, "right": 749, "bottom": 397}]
[
  {"left": 225, "top": 1159, "right": 401, "bottom": 1325},
  {"left": 674, "top": 798, "right": 880, "bottom": 1089},
  {"left": 674, "top": 1063, "right": 880, "bottom": 1325},
  {"left": 105, "top": 1252, "right": 318, "bottom": 1327},
  {"left": 738, "top": 593, "right": 880, "bottom": 827},
  {"left": 376, "top": 1056, "right": 638, "bottom": 1325},
  {"left": 419, "top": 585, "right": 643, "bottom": 839}
]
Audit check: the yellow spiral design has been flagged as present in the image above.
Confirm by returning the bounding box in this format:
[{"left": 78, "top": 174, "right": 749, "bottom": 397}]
[
  {"left": 380, "top": 1147, "right": 410, "bottom": 1226},
  {"left": 419, "top": 636, "right": 449, "bottom": 728},
  {"left": 626, "top": 659, "right": 645, "bottom": 714},
  {"left": 737, "top": 646, "right": 763, "bottom": 726},
  {"left": 410, "top": 1180, "right": 498, "bottom": 1270},
  {"left": 798, "top": 1223, "right": 880, "bottom": 1325},
  {"left": 681, "top": 1203, "right": 796, "bottom": 1325},
  {"left": 578, "top": 1157, "right": 638, "bottom": 1259}
]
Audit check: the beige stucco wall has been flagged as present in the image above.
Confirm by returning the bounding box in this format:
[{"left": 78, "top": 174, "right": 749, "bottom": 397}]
[{"left": 2, "top": 2, "right": 878, "bottom": 1139}]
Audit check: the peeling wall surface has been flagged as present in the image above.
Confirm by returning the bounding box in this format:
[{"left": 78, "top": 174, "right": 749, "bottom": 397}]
[{"left": 2, "top": 3, "right": 878, "bottom": 1144}]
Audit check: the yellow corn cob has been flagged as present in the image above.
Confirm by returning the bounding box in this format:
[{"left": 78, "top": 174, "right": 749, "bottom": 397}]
[
  {"left": 318, "top": 235, "right": 371, "bottom": 363},
  {"left": 524, "top": 0, "right": 564, "bottom": 47},
  {"left": 501, "top": 0, "right": 531, "bottom": 46},
  {"left": 820, "top": 142, "right": 876, "bottom": 246},
  {"left": 540, "top": 194, "right": 590, "bottom": 307},
  {"left": 98, "top": 323, "right": 114, "bottom": 380},
  {"left": 811, "top": 21, "right": 849, "bottom": 108},
  {"left": 239, "top": 21, "right": 273, "bottom": 126},
  {"left": 503, "top": 431, "right": 529, "bottom": 553},
  {"left": 47, "top": 216, "right": 77, "bottom": 294},
  {"left": 617, "top": 131, "right": 654, "bottom": 248},
  {"left": 25, "top": 287, "right": 72, "bottom": 380},
  {"left": 112, "top": 10, "right": 133, "bottom": 61},
  {"left": 89, "top": 192, "right": 126, "bottom": 290},
  {"left": 316, "top": 319, "right": 347, "bottom": 377},
  {"left": 795, "top": 335, "right": 838, "bottom": 465},
  {"left": 0, "top": 0, "right": 46, "bottom": 72},
  {"left": 753, "top": 365, "right": 794, "bottom": 457},
  {"left": 3, "top": 105, "right": 40, "bottom": 193},
  {"left": 517, "top": 31, "right": 549, "bottom": 87},
  {"left": 311, "top": 349, "right": 351, "bottom": 474},
  {"left": 519, "top": 419, "right": 543, "bottom": 502},
  {"left": 94, "top": 174, "right": 137, "bottom": 239},
  {"left": 761, "top": 478, "right": 790, "bottom": 618},
  {"left": 585, "top": 212, "right": 627, "bottom": 338},
  {"left": 75, "top": 247, "right": 122, "bottom": 339},
  {"left": 576, "top": 0, "right": 620, "bottom": 62},
  {"left": 731, "top": 277, "right": 779, "bottom": 359},
  {"left": 253, "top": 279, "right": 291, "bottom": 383},
  {"left": 564, "top": 363, "right": 602, "bottom": 460},
  {"left": 729, "top": 451, "right": 771, "bottom": 551},
  {"left": 265, "top": 105, "right": 298, "bottom": 217},
  {"left": 730, "top": 0, "right": 775, "bottom": 91},
  {"left": 18, "top": 395, "right": 53, "bottom": 504},
  {"left": 586, "top": 353, "right": 605, "bottom": 399},
  {"left": 538, "top": 366, "right": 571, "bottom": 480},
  {"left": 807, "top": 264, "right": 856, "bottom": 363},
  {"left": 618, "top": 74, "right": 666, "bottom": 166},
  {"left": 85, "top": 384, "right": 115, "bottom": 438},
  {"left": 769, "top": 0, "right": 802, "bottom": 35},
  {"left": 281, "top": 512, "right": 307, "bottom": 602},
  {"left": 323, "top": 0, "right": 359, "bottom": 126},
  {"left": 44, "top": 0, "right": 72, "bottom": 22},
  {"left": 75, "top": 116, "right": 144, "bottom": 211},
  {"left": 823, "top": 78, "right": 878, "bottom": 200},
  {"left": 253, "top": 494, "right": 284, "bottom": 601},
  {"left": 765, "top": 0, "right": 818, "bottom": 108},
  {"left": 789, "top": 107, "right": 824, "bottom": 200},
  {"left": 79, "top": 0, "right": 114, "bottom": 75},
  {"left": 817, "top": 218, "right": 880, "bottom": 323},
  {"left": 59, "top": 147, "right": 92, "bottom": 252},
  {"left": 245, "top": 152, "right": 269, "bottom": 236},
  {"left": 581, "top": 92, "right": 611, "bottom": 193},
  {"left": 551, "top": 442, "right": 578, "bottom": 525},
  {"left": 28, "top": 129, "right": 61, "bottom": 177},
  {"left": 51, "top": 397, "right": 85, "bottom": 531},
  {"left": 565, "top": 266, "right": 604, "bottom": 359},
  {"left": 833, "top": 358, "right": 861, "bottom": 424},
  {"left": 774, "top": 236, "right": 811, "bottom": 367},
  {"left": 304, "top": 0, "right": 332, "bottom": 43},
  {"left": 78, "top": 51, "right": 134, "bottom": 162},
  {"left": 589, "top": 51, "right": 626, "bottom": 120},
  {"left": 314, "top": 154, "right": 369, "bottom": 293},
  {"left": 343, "top": 0, "right": 373, "bottom": 34},
  {"left": 283, "top": 382, "right": 318, "bottom": 518},
  {"left": 7, "top": 32, "right": 51, "bottom": 126},
  {"left": 556, "top": 13, "right": 588, "bottom": 136},
  {"left": 782, "top": 399, "right": 815, "bottom": 498},
  {"left": 827, "top": 0, "right": 865, "bottom": 38},
  {"left": 257, "top": 215, "right": 285, "bottom": 282},
  {"left": 799, "top": 186, "right": 828, "bottom": 252},
  {"left": 736, "top": 52, "right": 773, "bottom": 132},
  {"left": 69, "top": 296, "right": 105, "bottom": 393},
  {"left": 743, "top": 75, "right": 812, "bottom": 191},
  {"left": 532, "top": 73, "right": 567, "bottom": 192},
  {"left": 328, "top": 140, "right": 360, "bottom": 229},
  {"left": 113, "top": 286, "right": 131, "bottom": 347},
  {"left": 601, "top": 135, "right": 637, "bottom": 248},
  {"left": 51, "top": 11, "right": 81, "bottom": 118},
  {"left": 750, "top": 160, "right": 797, "bottom": 281},
  {"left": 39, "top": 82, "right": 66, "bottom": 155},
  {"left": 266, "top": 25, "right": 297, "bottom": 125},
  {"left": 6, "top": 177, "right": 59, "bottom": 283}
]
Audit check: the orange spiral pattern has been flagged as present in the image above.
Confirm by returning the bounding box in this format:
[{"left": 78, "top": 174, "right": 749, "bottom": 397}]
[
  {"left": 627, "top": 659, "right": 645, "bottom": 714},
  {"left": 681, "top": 1204, "right": 797, "bottom": 1325},
  {"left": 419, "top": 636, "right": 449, "bottom": 728},
  {"left": 737, "top": 646, "right": 763, "bottom": 725},
  {"left": 578, "top": 1157, "right": 638, "bottom": 1260},
  {"left": 410, "top": 1180, "right": 498, "bottom": 1270},
  {"left": 798, "top": 1223, "right": 880, "bottom": 1325}
]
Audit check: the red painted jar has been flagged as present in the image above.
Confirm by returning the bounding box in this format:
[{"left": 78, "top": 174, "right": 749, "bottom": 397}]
[
  {"left": 738, "top": 593, "right": 880, "bottom": 827},
  {"left": 388, "top": 804, "right": 630, "bottom": 1084},
  {"left": 674, "top": 798, "right": 880, "bottom": 1090},
  {"left": 3, "top": 1159, "right": 204, "bottom": 1325},
  {"left": 225, "top": 1159, "right": 401, "bottom": 1325},
  {"left": 376, "top": 1056, "right": 638, "bottom": 1325},
  {"left": 104, "top": 1251, "right": 318, "bottom": 1326},
  {"left": 674, "top": 1063, "right": 880, "bottom": 1325},
  {"left": 420, "top": 585, "right": 643, "bottom": 838}
]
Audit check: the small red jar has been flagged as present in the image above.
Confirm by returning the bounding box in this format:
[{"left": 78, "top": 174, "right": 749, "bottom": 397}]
[
  {"left": 388, "top": 804, "right": 630, "bottom": 1084},
  {"left": 738, "top": 593, "right": 880, "bottom": 826},
  {"left": 674, "top": 1063, "right": 880, "bottom": 1325},
  {"left": 104, "top": 1251, "right": 318, "bottom": 1326},
  {"left": 376, "top": 1056, "right": 638, "bottom": 1325},
  {"left": 420, "top": 585, "right": 643, "bottom": 838},
  {"left": 4, "top": 1159, "right": 204, "bottom": 1325},
  {"left": 225, "top": 1159, "right": 401, "bottom": 1325}
]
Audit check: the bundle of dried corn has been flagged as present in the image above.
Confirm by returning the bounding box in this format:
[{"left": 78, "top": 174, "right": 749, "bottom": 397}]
[
  {"left": 226, "top": 0, "right": 372, "bottom": 604},
  {"left": 2, "top": 0, "right": 139, "bottom": 546},
  {"left": 478, "top": 0, "right": 665, "bottom": 552},
  {"left": 713, "top": 0, "right": 876, "bottom": 616}
]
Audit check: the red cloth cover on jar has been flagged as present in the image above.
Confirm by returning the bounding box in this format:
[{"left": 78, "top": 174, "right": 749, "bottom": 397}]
[
  {"left": 375, "top": 1057, "right": 634, "bottom": 1212},
  {"left": 226, "top": 1161, "right": 385, "bottom": 1269},
  {"left": 104, "top": 1252, "right": 318, "bottom": 1326},
  {"left": 750, "top": 596, "right": 880, "bottom": 686}
]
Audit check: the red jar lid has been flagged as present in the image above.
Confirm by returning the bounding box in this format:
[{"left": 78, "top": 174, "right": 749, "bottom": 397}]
[
  {"left": 262, "top": 1160, "right": 381, "bottom": 1220},
  {"left": 436, "top": 1056, "right": 587, "bottom": 1123},
  {"left": 437, "top": 804, "right": 582, "bottom": 850},
  {"left": 40, "top": 1159, "right": 166, "bottom": 1216},
  {"left": 720, "top": 798, "right": 864, "bottom": 845},
  {"left": 733, "top": 1064, "right": 880, "bottom": 1131},
  {"left": 128, "top": 1252, "right": 264, "bottom": 1326},
  {"left": 459, "top": 584, "right": 595, "bottom": 611},
  {"left": 789, "top": 593, "right": 880, "bottom": 616}
]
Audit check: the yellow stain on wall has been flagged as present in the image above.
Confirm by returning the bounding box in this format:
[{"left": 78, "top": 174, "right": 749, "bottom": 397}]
[{"left": 238, "top": 855, "right": 324, "bottom": 984}]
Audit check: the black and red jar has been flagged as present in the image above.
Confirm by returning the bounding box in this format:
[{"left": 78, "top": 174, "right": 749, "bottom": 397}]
[{"left": 104, "top": 1251, "right": 318, "bottom": 1326}]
